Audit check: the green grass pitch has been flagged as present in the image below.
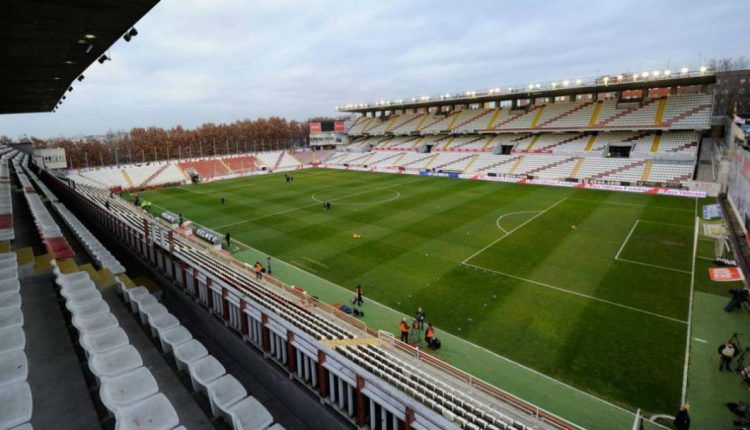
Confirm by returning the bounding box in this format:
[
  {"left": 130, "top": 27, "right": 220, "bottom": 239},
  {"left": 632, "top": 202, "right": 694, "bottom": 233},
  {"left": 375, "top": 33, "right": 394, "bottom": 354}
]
[{"left": 138, "top": 168, "right": 700, "bottom": 414}]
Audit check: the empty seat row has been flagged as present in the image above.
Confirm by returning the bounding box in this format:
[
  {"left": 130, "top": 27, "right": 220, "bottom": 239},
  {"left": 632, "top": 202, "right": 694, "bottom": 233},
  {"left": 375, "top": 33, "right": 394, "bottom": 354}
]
[
  {"left": 52, "top": 203, "right": 126, "bottom": 275},
  {"left": 52, "top": 265, "right": 183, "bottom": 430},
  {"left": 116, "top": 278, "right": 282, "bottom": 430},
  {"left": 0, "top": 252, "right": 33, "bottom": 430}
]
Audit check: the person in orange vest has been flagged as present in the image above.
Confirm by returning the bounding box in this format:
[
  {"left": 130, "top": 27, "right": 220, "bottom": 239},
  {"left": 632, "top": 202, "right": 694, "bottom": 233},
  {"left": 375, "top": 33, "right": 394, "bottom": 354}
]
[
  {"left": 425, "top": 323, "right": 435, "bottom": 347},
  {"left": 399, "top": 318, "right": 409, "bottom": 343},
  {"left": 255, "top": 261, "right": 263, "bottom": 280}
]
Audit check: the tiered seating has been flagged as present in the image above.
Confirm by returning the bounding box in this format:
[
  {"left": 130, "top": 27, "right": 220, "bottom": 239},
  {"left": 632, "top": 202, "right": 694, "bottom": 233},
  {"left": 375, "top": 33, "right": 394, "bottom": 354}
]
[
  {"left": 177, "top": 159, "right": 230, "bottom": 179},
  {"left": 254, "top": 151, "right": 283, "bottom": 169},
  {"left": 0, "top": 153, "right": 15, "bottom": 241},
  {"left": 0, "top": 242, "right": 31, "bottom": 429},
  {"left": 431, "top": 153, "right": 476, "bottom": 171},
  {"left": 16, "top": 169, "right": 75, "bottom": 260},
  {"left": 53, "top": 204, "right": 126, "bottom": 275},
  {"left": 274, "top": 152, "right": 302, "bottom": 169},
  {"left": 223, "top": 156, "right": 257, "bottom": 173},
  {"left": 346, "top": 94, "right": 712, "bottom": 136},
  {"left": 78, "top": 167, "right": 129, "bottom": 188},
  {"left": 661, "top": 93, "right": 713, "bottom": 128},
  {"left": 340, "top": 344, "right": 523, "bottom": 430},
  {"left": 451, "top": 109, "right": 497, "bottom": 133}
]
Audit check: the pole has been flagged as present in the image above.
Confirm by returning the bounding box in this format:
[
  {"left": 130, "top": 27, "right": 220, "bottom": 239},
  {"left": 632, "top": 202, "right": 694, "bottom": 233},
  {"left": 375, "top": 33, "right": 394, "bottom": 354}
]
[
  {"left": 84, "top": 152, "right": 89, "bottom": 169},
  {"left": 99, "top": 151, "right": 103, "bottom": 166},
  {"left": 141, "top": 148, "right": 145, "bottom": 163},
  {"left": 213, "top": 138, "right": 216, "bottom": 156}
]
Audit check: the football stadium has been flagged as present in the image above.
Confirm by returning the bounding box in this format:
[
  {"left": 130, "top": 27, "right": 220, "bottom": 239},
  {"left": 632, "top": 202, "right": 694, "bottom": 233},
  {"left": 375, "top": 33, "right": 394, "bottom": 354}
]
[{"left": 1, "top": 2, "right": 749, "bottom": 430}]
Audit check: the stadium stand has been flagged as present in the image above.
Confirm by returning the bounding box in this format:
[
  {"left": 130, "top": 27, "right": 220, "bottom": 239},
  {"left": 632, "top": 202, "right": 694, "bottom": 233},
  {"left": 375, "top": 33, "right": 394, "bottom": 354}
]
[
  {"left": 330, "top": 89, "right": 712, "bottom": 186},
  {"left": 38, "top": 154, "right": 578, "bottom": 429}
]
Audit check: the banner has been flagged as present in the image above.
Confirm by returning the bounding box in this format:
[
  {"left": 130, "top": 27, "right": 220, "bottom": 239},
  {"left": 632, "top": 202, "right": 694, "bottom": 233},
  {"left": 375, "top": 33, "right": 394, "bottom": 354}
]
[
  {"left": 709, "top": 267, "right": 745, "bottom": 282},
  {"left": 309, "top": 122, "right": 321, "bottom": 133},
  {"left": 334, "top": 121, "right": 345, "bottom": 133}
]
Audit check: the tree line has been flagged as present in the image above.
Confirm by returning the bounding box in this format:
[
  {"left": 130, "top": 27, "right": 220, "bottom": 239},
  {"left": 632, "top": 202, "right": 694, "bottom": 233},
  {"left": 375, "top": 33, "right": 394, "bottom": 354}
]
[{"left": 1, "top": 117, "right": 309, "bottom": 169}]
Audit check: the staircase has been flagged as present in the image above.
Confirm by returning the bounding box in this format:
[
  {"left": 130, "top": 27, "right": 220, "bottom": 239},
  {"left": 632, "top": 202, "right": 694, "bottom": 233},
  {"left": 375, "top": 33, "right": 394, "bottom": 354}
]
[
  {"left": 653, "top": 99, "right": 667, "bottom": 126},
  {"left": 273, "top": 151, "right": 286, "bottom": 171},
  {"left": 537, "top": 101, "right": 595, "bottom": 128},
  {"left": 588, "top": 102, "right": 603, "bottom": 127},
  {"left": 476, "top": 156, "right": 523, "bottom": 172},
  {"left": 452, "top": 109, "right": 494, "bottom": 131},
  {"left": 524, "top": 157, "right": 578, "bottom": 176},
  {"left": 589, "top": 160, "right": 647, "bottom": 180},
  {"left": 570, "top": 158, "right": 586, "bottom": 177},
  {"left": 529, "top": 106, "right": 546, "bottom": 129},
  {"left": 345, "top": 152, "right": 376, "bottom": 165},
  {"left": 433, "top": 154, "right": 475, "bottom": 170},
  {"left": 649, "top": 134, "right": 662, "bottom": 152},
  {"left": 640, "top": 160, "right": 653, "bottom": 181},
  {"left": 121, "top": 170, "right": 133, "bottom": 187},
  {"left": 485, "top": 109, "right": 503, "bottom": 130},
  {"left": 383, "top": 115, "right": 401, "bottom": 133},
  {"left": 583, "top": 135, "right": 598, "bottom": 151},
  {"left": 662, "top": 104, "right": 712, "bottom": 127},
  {"left": 140, "top": 163, "right": 170, "bottom": 187}
]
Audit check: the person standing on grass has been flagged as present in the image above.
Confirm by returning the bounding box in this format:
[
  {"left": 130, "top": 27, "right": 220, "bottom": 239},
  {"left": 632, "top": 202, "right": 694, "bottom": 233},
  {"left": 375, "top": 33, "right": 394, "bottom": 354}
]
[
  {"left": 266, "top": 256, "right": 272, "bottom": 275},
  {"left": 719, "top": 339, "right": 739, "bottom": 371},
  {"left": 673, "top": 404, "right": 690, "bottom": 430},
  {"left": 220, "top": 196, "right": 225, "bottom": 205},
  {"left": 355, "top": 284, "right": 363, "bottom": 306},
  {"left": 415, "top": 307, "right": 425, "bottom": 330},
  {"left": 400, "top": 318, "right": 409, "bottom": 344},
  {"left": 225, "top": 232, "right": 231, "bottom": 247}
]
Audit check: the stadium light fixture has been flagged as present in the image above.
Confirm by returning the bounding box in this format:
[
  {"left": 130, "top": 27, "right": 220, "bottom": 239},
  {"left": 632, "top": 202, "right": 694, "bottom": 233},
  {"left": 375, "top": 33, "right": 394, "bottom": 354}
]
[
  {"left": 652, "top": 70, "right": 660, "bottom": 77},
  {"left": 494, "top": 88, "right": 500, "bottom": 93},
  {"left": 83, "top": 33, "right": 96, "bottom": 40},
  {"left": 681, "top": 67, "right": 689, "bottom": 74},
  {"left": 535, "top": 84, "right": 541, "bottom": 89},
  {"left": 602, "top": 76, "right": 609, "bottom": 84},
  {"left": 700, "top": 66, "right": 707, "bottom": 73},
  {"left": 123, "top": 27, "right": 138, "bottom": 42},
  {"left": 664, "top": 70, "right": 671, "bottom": 76},
  {"left": 85, "top": 43, "right": 93, "bottom": 54},
  {"left": 527, "top": 84, "right": 534, "bottom": 90},
  {"left": 65, "top": 60, "right": 75, "bottom": 65},
  {"left": 641, "top": 71, "right": 649, "bottom": 78},
  {"left": 52, "top": 76, "right": 61, "bottom": 81},
  {"left": 617, "top": 75, "right": 623, "bottom": 81},
  {"left": 98, "top": 54, "right": 110, "bottom": 63},
  {"left": 77, "top": 75, "right": 84, "bottom": 82},
  {"left": 562, "top": 80, "right": 569, "bottom": 87},
  {"left": 67, "top": 86, "right": 73, "bottom": 92},
  {"left": 575, "top": 79, "right": 582, "bottom": 85},
  {"left": 551, "top": 82, "right": 557, "bottom": 88}
]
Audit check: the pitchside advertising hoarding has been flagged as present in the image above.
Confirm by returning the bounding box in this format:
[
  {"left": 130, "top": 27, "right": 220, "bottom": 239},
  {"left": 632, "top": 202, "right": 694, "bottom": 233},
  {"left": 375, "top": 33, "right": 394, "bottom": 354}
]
[{"left": 320, "top": 164, "right": 707, "bottom": 197}]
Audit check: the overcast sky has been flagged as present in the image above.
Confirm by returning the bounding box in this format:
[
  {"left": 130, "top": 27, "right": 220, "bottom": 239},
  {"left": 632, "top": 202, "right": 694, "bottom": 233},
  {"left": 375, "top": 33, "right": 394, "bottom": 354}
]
[{"left": 1, "top": 0, "right": 746, "bottom": 139}]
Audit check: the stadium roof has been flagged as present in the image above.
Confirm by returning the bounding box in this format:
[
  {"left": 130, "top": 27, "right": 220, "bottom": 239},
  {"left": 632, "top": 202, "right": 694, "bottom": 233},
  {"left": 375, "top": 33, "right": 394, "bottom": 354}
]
[
  {"left": 0, "top": 0, "right": 160, "bottom": 114},
  {"left": 337, "top": 68, "right": 717, "bottom": 114}
]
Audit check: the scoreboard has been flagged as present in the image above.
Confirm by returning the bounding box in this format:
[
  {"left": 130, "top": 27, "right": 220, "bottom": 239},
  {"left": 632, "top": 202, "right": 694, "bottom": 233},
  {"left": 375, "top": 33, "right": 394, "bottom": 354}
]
[{"left": 310, "top": 120, "right": 345, "bottom": 133}]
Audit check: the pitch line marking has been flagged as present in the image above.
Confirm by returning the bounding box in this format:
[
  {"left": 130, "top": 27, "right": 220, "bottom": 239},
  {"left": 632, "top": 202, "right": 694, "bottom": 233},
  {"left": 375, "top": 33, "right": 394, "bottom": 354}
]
[
  {"left": 212, "top": 177, "right": 426, "bottom": 230},
  {"left": 614, "top": 220, "right": 639, "bottom": 261},
  {"left": 226, "top": 236, "right": 642, "bottom": 421},
  {"left": 693, "top": 337, "right": 707, "bottom": 344},
  {"left": 637, "top": 219, "right": 694, "bottom": 228},
  {"left": 614, "top": 257, "right": 692, "bottom": 274},
  {"left": 681, "top": 199, "right": 699, "bottom": 404},
  {"left": 613, "top": 219, "right": 693, "bottom": 274},
  {"left": 461, "top": 262, "right": 688, "bottom": 325},
  {"left": 566, "top": 197, "right": 695, "bottom": 212},
  {"left": 463, "top": 198, "right": 568, "bottom": 264},
  {"left": 495, "top": 210, "right": 541, "bottom": 235},
  {"left": 311, "top": 188, "right": 401, "bottom": 206}
]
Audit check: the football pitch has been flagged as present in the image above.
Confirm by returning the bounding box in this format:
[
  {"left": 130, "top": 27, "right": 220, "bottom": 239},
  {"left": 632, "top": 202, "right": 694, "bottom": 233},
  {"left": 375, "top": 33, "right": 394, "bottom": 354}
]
[{"left": 138, "top": 168, "right": 701, "bottom": 414}]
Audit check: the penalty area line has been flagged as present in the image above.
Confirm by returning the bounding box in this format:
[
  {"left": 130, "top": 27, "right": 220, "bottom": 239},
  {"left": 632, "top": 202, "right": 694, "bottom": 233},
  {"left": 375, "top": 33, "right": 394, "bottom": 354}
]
[{"left": 461, "top": 262, "right": 688, "bottom": 325}]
